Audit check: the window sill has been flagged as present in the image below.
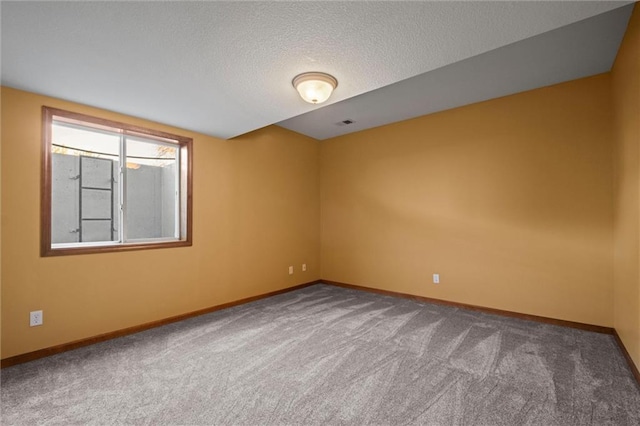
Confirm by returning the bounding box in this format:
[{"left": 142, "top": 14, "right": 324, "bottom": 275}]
[{"left": 42, "top": 239, "right": 192, "bottom": 257}]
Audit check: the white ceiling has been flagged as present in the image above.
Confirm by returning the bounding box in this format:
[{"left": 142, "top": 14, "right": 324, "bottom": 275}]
[
  {"left": 1, "top": 1, "right": 634, "bottom": 140},
  {"left": 279, "top": 4, "right": 634, "bottom": 140}
]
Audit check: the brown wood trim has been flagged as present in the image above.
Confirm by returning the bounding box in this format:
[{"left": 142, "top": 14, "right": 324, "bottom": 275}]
[
  {"left": 41, "top": 106, "right": 193, "bottom": 257},
  {"left": 1, "top": 280, "right": 322, "bottom": 368},
  {"left": 183, "top": 137, "right": 193, "bottom": 245},
  {"left": 42, "top": 107, "right": 193, "bottom": 144},
  {"left": 41, "top": 106, "right": 54, "bottom": 257},
  {"left": 42, "top": 240, "right": 193, "bottom": 257},
  {"left": 322, "top": 280, "right": 615, "bottom": 334},
  {"left": 613, "top": 330, "right": 640, "bottom": 388}
]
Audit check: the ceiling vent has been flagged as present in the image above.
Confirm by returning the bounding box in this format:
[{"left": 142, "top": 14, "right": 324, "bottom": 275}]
[{"left": 335, "top": 119, "right": 355, "bottom": 126}]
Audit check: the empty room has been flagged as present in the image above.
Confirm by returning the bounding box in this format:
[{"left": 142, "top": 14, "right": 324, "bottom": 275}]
[{"left": 1, "top": 1, "right": 640, "bottom": 424}]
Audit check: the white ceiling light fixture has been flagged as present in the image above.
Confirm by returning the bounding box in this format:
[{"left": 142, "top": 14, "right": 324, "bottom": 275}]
[{"left": 292, "top": 72, "right": 338, "bottom": 104}]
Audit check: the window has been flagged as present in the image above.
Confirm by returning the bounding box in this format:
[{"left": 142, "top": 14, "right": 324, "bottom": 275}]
[{"left": 41, "top": 107, "right": 192, "bottom": 256}]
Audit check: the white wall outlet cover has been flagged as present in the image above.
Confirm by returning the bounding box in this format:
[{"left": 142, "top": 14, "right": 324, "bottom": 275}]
[
  {"left": 302, "top": 263, "right": 307, "bottom": 272},
  {"left": 433, "top": 274, "right": 440, "bottom": 284},
  {"left": 288, "top": 266, "right": 294, "bottom": 275},
  {"left": 30, "top": 310, "right": 43, "bottom": 327}
]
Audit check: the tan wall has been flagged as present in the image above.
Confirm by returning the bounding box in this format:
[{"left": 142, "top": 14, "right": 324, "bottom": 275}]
[
  {"left": 1, "top": 87, "right": 320, "bottom": 359},
  {"left": 613, "top": 4, "right": 640, "bottom": 370},
  {"left": 321, "top": 74, "right": 614, "bottom": 326}
]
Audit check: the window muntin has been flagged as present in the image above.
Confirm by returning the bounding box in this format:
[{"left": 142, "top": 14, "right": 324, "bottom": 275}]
[{"left": 42, "top": 107, "right": 192, "bottom": 256}]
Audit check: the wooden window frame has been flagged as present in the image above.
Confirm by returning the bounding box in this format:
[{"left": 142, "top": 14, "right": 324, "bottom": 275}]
[{"left": 41, "top": 106, "right": 193, "bottom": 256}]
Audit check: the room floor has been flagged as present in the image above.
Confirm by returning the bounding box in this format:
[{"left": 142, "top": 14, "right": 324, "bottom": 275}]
[{"left": 2, "top": 284, "right": 639, "bottom": 425}]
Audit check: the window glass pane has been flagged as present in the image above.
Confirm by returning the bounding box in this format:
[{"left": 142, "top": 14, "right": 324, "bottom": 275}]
[
  {"left": 51, "top": 122, "right": 120, "bottom": 244},
  {"left": 125, "top": 137, "right": 178, "bottom": 240},
  {"left": 81, "top": 220, "right": 113, "bottom": 243}
]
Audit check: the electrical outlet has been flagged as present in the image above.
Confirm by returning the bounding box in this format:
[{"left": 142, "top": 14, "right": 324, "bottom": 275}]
[
  {"left": 288, "top": 266, "right": 294, "bottom": 275},
  {"left": 302, "top": 263, "right": 307, "bottom": 272},
  {"left": 30, "top": 310, "right": 43, "bottom": 327},
  {"left": 433, "top": 274, "right": 440, "bottom": 284}
]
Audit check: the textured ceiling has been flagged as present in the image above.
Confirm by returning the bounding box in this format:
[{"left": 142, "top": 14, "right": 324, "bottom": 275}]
[
  {"left": 1, "top": 1, "right": 634, "bottom": 140},
  {"left": 279, "top": 4, "right": 634, "bottom": 140}
]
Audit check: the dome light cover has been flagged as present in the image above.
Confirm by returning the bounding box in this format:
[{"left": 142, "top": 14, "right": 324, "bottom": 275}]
[{"left": 292, "top": 72, "right": 338, "bottom": 104}]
